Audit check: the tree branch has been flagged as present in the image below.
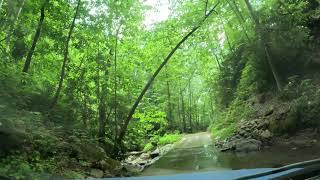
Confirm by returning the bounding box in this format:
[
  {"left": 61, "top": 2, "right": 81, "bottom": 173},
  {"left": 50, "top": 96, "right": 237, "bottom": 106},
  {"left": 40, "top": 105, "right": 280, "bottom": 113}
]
[{"left": 205, "top": 0, "right": 209, "bottom": 16}]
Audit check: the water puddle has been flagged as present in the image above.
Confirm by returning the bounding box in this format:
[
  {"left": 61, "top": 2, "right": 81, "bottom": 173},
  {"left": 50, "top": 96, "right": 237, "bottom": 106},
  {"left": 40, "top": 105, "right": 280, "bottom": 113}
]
[{"left": 141, "top": 143, "right": 320, "bottom": 176}]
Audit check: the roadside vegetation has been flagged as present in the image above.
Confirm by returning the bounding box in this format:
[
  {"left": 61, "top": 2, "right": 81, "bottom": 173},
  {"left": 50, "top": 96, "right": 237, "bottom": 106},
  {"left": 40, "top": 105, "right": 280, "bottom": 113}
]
[{"left": 210, "top": 0, "right": 320, "bottom": 142}]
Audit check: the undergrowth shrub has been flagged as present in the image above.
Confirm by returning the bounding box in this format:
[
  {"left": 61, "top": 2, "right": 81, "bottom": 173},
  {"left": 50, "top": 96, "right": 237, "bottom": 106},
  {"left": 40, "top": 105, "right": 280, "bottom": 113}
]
[
  {"left": 126, "top": 109, "right": 168, "bottom": 151},
  {"left": 211, "top": 99, "right": 253, "bottom": 141}
]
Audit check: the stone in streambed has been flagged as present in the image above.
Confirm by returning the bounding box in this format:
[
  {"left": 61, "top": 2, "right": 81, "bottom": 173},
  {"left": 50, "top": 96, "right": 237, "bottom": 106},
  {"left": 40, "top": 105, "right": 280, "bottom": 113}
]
[
  {"left": 150, "top": 148, "right": 160, "bottom": 158},
  {"left": 140, "top": 152, "right": 151, "bottom": 160},
  {"left": 235, "top": 139, "right": 262, "bottom": 152},
  {"left": 89, "top": 168, "right": 104, "bottom": 178},
  {"left": 260, "top": 130, "right": 272, "bottom": 139}
]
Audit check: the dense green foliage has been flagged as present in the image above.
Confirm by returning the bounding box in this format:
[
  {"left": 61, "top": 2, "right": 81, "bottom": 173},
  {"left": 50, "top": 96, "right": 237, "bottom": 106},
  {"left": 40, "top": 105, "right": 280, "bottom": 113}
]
[
  {"left": 0, "top": 0, "right": 320, "bottom": 179},
  {"left": 210, "top": 0, "right": 320, "bottom": 140}
]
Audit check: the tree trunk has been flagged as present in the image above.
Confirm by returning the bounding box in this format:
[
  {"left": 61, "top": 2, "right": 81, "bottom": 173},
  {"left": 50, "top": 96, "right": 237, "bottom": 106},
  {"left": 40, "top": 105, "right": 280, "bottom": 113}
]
[
  {"left": 243, "top": 0, "right": 282, "bottom": 91},
  {"left": 231, "top": 0, "right": 246, "bottom": 22},
  {"left": 166, "top": 80, "right": 173, "bottom": 126},
  {"left": 82, "top": 92, "right": 88, "bottom": 128},
  {"left": 51, "top": 0, "right": 81, "bottom": 107},
  {"left": 98, "top": 101, "right": 107, "bottom": 143},
  {"left": 98, "top": 91, "right": 107, "bottom": 144},
  {"left": 217, "top": 14, "right": 234, "bottom": 52},
  {"left": 188, "top": 80, "right": 192, "bottom": 133},
  {"left": 115, "top": 3, "right": 220, "bottom": 148},
  {"left": 224, "top": 28, "right": 233, "bottom": 52},
  {"left": 195, "top": 103, "right": 199, "bottom": 130},
  {"left": 165, "top": 68, "right": 173, "bottom": 128},
  {"left": 96, "top": 47, "right": 110, "bottom": 145},
  {"left": 12, "top": 0, "right": 25, "bottom": 25},
  {"left": 212, "top": 52, "right": 221, "bottom": 71},
  {"left": 228, "top": 0, "right": 250, "bottom": 41},
  {"left": 6, "top": 0, "right": 26, "bottom": 52},
  {"left": 113, "top": 24, "right": 121, "bottom": 146},
  {"left": 180, "top": 88, "right": 187, "bottom": 132},
  {"left": 100, "top": 64, "right": 110, "bottom": 145},
  {"left": 22, "top": 0, "right": 48, "bottom": 73},
  {"left": 177, "top": 96, "right": 181, "bottom": 129}
]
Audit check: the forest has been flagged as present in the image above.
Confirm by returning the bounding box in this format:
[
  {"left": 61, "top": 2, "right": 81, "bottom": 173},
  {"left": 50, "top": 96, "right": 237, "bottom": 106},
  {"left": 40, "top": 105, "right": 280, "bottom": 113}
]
[{"left": 0, "top": 0, "right": 320, "bottom": 179}]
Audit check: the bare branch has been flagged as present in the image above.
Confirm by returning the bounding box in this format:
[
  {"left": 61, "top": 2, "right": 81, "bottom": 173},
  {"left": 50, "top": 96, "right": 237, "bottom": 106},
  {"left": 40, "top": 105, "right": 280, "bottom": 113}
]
[{"left": 205, "top": 1, "right": 220, "bottom": 19}]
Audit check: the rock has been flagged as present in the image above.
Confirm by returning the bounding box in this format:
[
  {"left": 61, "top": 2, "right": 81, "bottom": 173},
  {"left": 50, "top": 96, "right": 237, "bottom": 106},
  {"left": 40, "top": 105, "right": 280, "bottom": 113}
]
[
  {"left": 238, "top": 129, "right": 246, "bottom": 136},
  {"left": 220, "top": 146, "right": 235, "bottom": 152},
  {"left": 235, "top": 139, "right": 262, "bottom": 152},
  {"left": 89, "top": 168, "right": 104, "bottom": 178},
  {"left": 129, "top": 156, "right": 149, "bottom": 167},
  {"left": 94, "top": 157, "right": 121, "bottom": 172},
  {"left": 103, "top": 170, "right": 113, "bottom": 178},
  {"left": 30, "top": 111, "right": 41, "bottom": 116},
  {"left": 76, "top": 143, "right": 107, "bottom": 163},
  {"left": 253, "top": 129, "right": 259, "bottom": 136},
  {"left": 140, "top": 152, "right": 151, "bottom": 160},
  {"left": 96, "top": 160, "right": 110, "bottom": 171},
  {"left": 125, "top": 155, "right": 136, "bottom": 163},
  {"left": 264, "top": 107, "right": 274, "bottom": 116},
  {"left": 150, "top": 148, "right": 160, "bottom": 158},
  {"left": 124, "top": 144, "right": 173, "bottom": 173},
  {"left": 126, "top": 151, "right": 143, "bottom": 156},
  {"left": 105, "top": 157, "right": 122, "bottom": 170},
  {"left": 257, "top": 120, "right": 269, "bottom": 129},
  {"left": 123, "top": 163, "right": 143, "bottom": 174},
  {"left": 159, "top": 144, "right": 174, "bottom": 155},
  {"left": 290, "top": 139, "right": 312, "bottom": 147},
  {"left": 147, "top": 156, "right": 160, "bottom": 167},
  {"left": 260, "top": 130, "right": 272, "bottom": 139},
  {"left": 138, "top": 160, "right": 148, "bottom": 166}
]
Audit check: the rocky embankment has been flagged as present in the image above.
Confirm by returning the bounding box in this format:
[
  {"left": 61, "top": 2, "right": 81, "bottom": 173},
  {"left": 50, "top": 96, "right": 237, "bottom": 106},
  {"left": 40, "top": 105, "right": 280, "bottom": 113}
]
[
  {"left": 123, "top": 144, "right": 174, "bottom": 173},
  {"left": 215, "top": 118, "right": 272, "bottom": 152},
  {"left": 215, "top": 93, "right": 320, "bottom": 153}
]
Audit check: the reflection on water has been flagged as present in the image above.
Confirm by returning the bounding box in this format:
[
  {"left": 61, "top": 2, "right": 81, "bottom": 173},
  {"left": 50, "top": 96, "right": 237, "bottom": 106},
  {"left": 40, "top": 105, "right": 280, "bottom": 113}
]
[{"left": 141, "top": 143, "right": 320, "bottom": 176}]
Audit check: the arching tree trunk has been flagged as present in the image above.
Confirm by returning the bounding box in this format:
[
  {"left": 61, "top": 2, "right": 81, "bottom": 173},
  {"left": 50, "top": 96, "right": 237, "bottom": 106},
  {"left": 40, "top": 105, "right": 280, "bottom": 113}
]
[
  {"left": 51, "top": 0, "right": 81, "bottom": 107},
  {"left": 22, "top": 0, "right": 49, "bottom": 73},
  {"left": 244, "top": 0, "right": 282, "bottom": 91},
  {"left": 114, "top": 3, "right": 220, "bottom": 150}
]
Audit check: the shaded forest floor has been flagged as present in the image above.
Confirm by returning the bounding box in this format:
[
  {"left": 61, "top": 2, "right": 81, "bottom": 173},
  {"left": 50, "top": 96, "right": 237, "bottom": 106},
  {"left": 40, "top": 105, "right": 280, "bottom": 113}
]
[{"left": 0, "top": 95, "right": 133, "bottom": 179}]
